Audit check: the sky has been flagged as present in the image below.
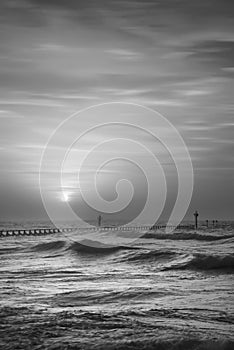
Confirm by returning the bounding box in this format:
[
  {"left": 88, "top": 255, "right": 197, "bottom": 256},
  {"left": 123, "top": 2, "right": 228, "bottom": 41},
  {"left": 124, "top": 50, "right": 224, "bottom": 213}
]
[{"left": 0, "top": 0, "right": 234, "bottom": 223}]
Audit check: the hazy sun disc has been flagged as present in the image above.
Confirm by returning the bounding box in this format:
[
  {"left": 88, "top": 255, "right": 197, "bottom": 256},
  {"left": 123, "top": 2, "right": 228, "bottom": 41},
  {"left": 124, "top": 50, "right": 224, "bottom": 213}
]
[{"left": 62, "top": 191, "right": 69, "bottom": 202}]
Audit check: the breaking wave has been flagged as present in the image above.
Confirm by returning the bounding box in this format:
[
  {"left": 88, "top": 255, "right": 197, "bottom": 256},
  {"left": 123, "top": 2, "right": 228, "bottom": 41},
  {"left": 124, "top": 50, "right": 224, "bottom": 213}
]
[
  {"left": 28, "top": 238, "right": 234, "bottom": 272},
  {"left": 142, "top": 231, "right": 234, "bottom": 241},
  {"left": 166, "top": 253, "right": 234, "bottom": 272},
  {"left": 30, "top": 239, "right": 139, "bottom": 255},
  {"left": 119, "top": 249, "right": 234, "bottom": 272},
  {"left": 68, "top": 239, "right": 137, "bottom": 253}
]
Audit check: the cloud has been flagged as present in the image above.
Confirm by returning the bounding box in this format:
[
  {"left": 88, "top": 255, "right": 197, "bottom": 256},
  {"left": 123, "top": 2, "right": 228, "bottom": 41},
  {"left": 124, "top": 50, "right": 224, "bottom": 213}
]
[
  {"left": 106, "top": 48, "right": 143, "bottom": 60},
  {"left": 222, "top": 67, "right": 234, "bottom": 73},
  {"left": 0, "top": 110, "right": 25, "bottom": 118},
  {"left": 180, "top": 89, "right": 213, "bottom": 97},
  {"left": 0, "top": 0, "right": 234, "bottom": 219},
  {"left": 0, "top": 99, "right": 64, "bottom": 107}
]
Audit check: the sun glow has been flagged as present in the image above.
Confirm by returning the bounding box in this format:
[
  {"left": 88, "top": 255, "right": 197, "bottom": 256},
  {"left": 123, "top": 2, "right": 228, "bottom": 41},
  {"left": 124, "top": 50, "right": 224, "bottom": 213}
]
[{"left": 62, "top": 191, "right": 70, "bottom": 202}]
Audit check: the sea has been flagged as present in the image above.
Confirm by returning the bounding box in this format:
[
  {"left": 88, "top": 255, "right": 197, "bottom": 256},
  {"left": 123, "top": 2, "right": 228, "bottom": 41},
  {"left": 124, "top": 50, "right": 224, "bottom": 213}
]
[{"left": 0, "top": 221, "right": 233, "bottom": 350}]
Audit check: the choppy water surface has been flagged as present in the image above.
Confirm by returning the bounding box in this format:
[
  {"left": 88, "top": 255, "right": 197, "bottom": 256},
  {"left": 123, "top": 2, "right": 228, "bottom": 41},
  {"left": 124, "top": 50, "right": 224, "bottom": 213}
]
[{"left": 0, "top": 223, "right": 234, "bottom": 350}]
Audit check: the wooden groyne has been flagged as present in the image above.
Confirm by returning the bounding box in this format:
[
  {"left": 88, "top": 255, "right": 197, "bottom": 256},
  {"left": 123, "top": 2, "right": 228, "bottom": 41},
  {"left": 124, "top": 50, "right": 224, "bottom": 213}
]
[
  {"left": 0, "top": 227, "right": 77, "bottom": 238},
  {"left": 0, "top": 224, "right": 194, "bottom": 238}
]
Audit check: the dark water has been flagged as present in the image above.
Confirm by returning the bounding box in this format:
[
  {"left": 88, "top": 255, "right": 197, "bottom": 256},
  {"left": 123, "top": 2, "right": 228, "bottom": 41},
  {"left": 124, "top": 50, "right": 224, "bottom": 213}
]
[{"left": 0, "top": 223, "right": 234, "bottom": 350}]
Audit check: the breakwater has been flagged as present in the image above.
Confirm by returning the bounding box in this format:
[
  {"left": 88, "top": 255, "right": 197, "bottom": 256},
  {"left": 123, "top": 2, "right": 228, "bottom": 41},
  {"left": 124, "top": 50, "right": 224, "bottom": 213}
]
[{"left": 0, "top": 224, "right": 194, "bottom": 238}]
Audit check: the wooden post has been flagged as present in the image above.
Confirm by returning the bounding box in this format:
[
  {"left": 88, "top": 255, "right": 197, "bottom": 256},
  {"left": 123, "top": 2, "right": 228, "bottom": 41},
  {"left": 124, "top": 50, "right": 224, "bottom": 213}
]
[
  {"left": 206, "top": 219, "right": 209, "bottom": 228},
  {"left": 98, "top": 215, "right": 102, "bottom": 228},
  {"left": 194, "top": 210, "right": 199, "bottom": 230}
]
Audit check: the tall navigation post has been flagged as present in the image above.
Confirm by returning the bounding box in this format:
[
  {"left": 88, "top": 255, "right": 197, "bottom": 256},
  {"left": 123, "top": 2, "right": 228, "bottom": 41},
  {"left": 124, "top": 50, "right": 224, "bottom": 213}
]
[
  {"left": 194, "top": 210, "right": 199, "bottom": 230},
  {"left": 98, "top": 215, "right": 102, "bottom": 228}
]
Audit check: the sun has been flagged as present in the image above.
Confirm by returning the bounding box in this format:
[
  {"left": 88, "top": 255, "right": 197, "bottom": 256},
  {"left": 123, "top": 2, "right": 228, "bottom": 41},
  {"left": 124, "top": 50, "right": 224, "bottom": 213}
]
[{"left": 62, "top": 191, "right": 70, "bottom": 202}]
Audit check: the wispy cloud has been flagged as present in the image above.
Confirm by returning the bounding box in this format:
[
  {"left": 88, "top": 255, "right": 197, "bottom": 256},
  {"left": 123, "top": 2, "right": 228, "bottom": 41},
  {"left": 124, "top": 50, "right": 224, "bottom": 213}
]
[{"left": 0, "top": 0, "right": 234, "bottom": 219}]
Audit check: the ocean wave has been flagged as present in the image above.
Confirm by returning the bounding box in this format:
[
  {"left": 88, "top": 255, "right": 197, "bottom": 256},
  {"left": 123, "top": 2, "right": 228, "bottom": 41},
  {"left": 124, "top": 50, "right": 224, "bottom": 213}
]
[
  {"left": 186, "top": 253, "right": 234, "bottom": 271},
  {"left": 54, "top": 287, "right": 169, "bottom": 307},
  {"left": 31, "top": 240, "right": 66, "bottom": 252},
  {"left": 164, "top": 253, "right": 234, "bottom": 272},
  {"left": 23, "top": 239, "right": 234, "bottom": 273},
  {"left": 119, "top": 249, "right": 177, "bottom": 262},
  {"left": 0, "top": 247, "right": 20, "bottom": 254},
  {"left": 118, "top": 307, "right": 234, "bottom": 324},
  {"left": 119, "top": 248, "right": 234, "bottom": 272},
  {"left": 28, "top": 239, "right": 140, "bottom": 257},
  {"left": 67, "top": 239, "right": 139, "bottom": 255},
  {"left": 1, "top": 306, "right": 233, "bottom": 350},
  {"left": 142, "top": 231, "right": 234, "bottom": 241}
]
